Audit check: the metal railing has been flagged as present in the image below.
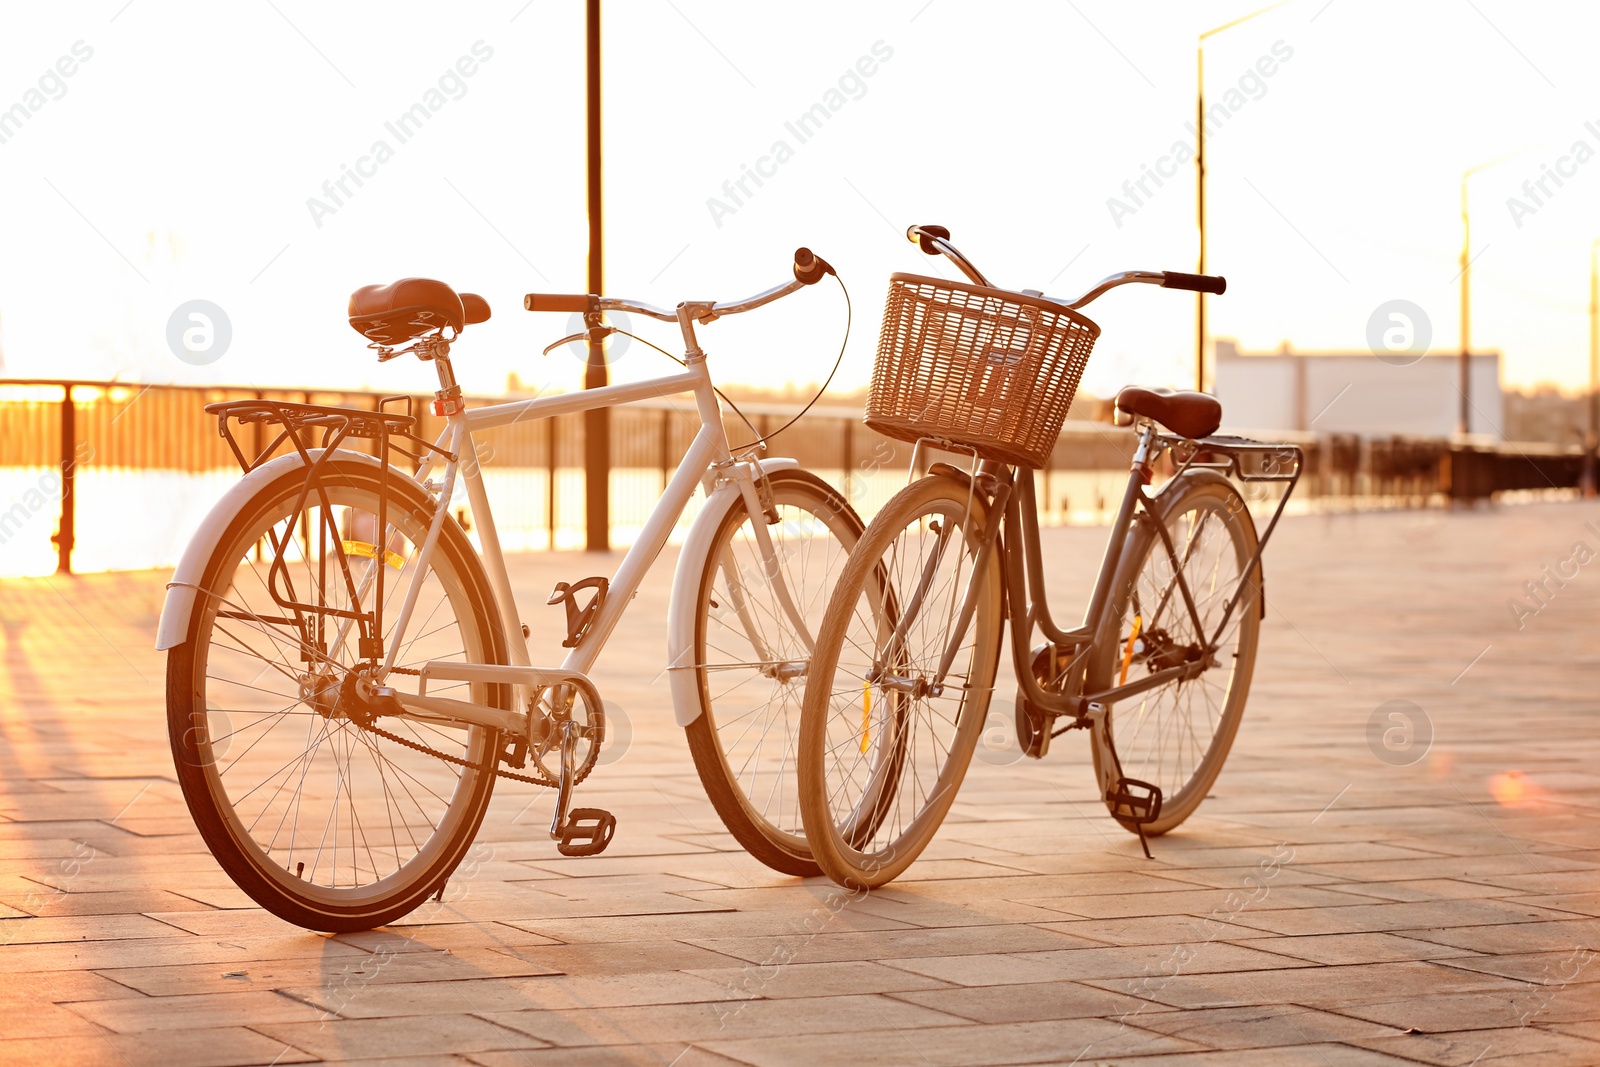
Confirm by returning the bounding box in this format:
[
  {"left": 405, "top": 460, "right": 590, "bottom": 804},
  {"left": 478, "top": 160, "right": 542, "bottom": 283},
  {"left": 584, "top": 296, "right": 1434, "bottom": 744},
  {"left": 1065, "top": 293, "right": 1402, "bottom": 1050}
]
[{"left": 0, "top": 379, "right": 1587, "bottom": 575}]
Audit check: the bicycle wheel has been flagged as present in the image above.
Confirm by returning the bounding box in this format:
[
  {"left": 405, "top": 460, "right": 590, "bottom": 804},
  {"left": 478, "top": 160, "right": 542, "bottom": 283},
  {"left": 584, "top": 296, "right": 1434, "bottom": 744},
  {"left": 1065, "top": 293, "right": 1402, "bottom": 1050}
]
[
  {"left": 684, "top": 469, "right": 864, "bottom": 876},
  {"left": 1088, "top": 473, "right": 1260, "bottom": 835},
  {"left": 167, "top": 457, "right": 509, "bottom": 931},
  {"left": 799, "top": 473, "right": 1003, "bottom": 888}
]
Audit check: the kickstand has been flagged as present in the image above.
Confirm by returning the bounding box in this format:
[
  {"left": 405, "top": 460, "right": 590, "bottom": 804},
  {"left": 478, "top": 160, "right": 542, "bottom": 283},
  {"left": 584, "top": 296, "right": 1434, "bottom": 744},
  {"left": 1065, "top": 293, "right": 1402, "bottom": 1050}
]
[{"left": 1087, "top": 702, "right": 1162, "bottom": 860}]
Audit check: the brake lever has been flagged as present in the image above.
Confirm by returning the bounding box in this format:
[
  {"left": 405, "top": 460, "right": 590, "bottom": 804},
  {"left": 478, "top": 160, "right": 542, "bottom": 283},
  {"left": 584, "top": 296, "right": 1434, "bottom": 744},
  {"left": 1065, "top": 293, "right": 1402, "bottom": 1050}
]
[{"left": 542, "top": 325, "right": 616, "bottom": 357}]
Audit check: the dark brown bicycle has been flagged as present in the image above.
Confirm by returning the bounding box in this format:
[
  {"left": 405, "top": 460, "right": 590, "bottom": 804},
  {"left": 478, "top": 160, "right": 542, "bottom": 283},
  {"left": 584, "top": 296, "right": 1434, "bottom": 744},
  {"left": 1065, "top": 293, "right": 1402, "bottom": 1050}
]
[{"left": 796, "top": 224, "right": 1301, "bottom": 888}]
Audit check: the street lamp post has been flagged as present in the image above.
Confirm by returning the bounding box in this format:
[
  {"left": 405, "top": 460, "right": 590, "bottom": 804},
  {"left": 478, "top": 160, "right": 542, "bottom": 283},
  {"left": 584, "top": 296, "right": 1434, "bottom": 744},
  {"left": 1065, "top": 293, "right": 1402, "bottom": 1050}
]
[
  {"left": 1590, "top": 237, "right": 1598, "bottom": 441},
  {"left": 584, "top": 0, "right": 609, "bottom": 551},
  {"left": 1458, "top": 171, "right": 1471, "bottom": 437},
  {"left": 1456, "top": 152, "right": 1521, "bottom": 438},
  {"left": 1196, "top": 1, "right": 1289, "bottom": 392}
]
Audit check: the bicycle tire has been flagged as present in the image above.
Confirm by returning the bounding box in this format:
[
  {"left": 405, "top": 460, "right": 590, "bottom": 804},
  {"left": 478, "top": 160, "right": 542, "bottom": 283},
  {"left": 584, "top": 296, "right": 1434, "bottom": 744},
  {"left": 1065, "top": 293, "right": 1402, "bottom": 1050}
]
[
  {"left": 683, "top": 469, "right": 864, "bottom": 876},
  {"left": 167, "top": 457, "right": 508, "bottom": 931},
  {"left": 1087, "top": 473, "right": 1260, "bottom": 835},
  {"left": 799, "top": 473, "right": 1003, "bottom": 889}
]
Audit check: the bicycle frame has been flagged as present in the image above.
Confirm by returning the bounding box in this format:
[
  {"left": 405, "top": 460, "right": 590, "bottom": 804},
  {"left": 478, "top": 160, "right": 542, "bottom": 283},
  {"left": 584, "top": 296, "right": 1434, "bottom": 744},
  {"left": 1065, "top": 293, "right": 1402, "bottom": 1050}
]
[
  {"left": 346, "top": 322, "right": 814, "bottom": 744},
  {"left": 910, "top": 423, "right": 1302, "bottom": 724}
]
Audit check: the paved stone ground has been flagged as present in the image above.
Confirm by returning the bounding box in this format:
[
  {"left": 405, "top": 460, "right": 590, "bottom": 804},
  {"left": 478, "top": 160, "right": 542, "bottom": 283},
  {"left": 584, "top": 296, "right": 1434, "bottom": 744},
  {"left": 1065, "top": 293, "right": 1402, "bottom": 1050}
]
[{"left": 1, "top": 499, "right": 1598, "bottom": 1066}]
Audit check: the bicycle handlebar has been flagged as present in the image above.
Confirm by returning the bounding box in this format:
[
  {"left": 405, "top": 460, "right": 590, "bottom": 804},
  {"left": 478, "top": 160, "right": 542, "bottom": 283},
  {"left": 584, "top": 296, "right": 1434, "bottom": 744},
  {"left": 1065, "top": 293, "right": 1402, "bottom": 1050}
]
[
  {"left": 1160, "top": 271, "right": 1227, "bottom": 295},
  {"left": 906, "top": 222, "right": 1226, "bottom": 309},
  {"left": 523, "top": 293, "right": 594, "bottom": 314},
  {"left": 524, "top": 247, "right": 836, "bottom": 325}
]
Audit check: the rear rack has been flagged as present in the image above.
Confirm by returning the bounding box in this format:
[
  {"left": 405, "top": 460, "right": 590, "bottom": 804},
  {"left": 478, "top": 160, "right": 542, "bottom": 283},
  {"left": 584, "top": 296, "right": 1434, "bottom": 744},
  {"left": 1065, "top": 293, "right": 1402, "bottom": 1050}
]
[
  {"left": 1163, "top": 432, "right": 1303, "bottom": 640},
  {"left": 204, "top": 397, "right": 450, "bottom": 475},
  {"left": 203, "top": 398, "right": 455, "bottom": 668}
]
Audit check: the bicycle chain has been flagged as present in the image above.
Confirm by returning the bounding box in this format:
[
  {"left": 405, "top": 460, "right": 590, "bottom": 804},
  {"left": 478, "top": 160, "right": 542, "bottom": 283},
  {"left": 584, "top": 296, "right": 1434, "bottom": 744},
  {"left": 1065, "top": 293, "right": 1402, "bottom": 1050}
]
[{"left": 350, "top": 667, "right": 585, "bottom": 789}]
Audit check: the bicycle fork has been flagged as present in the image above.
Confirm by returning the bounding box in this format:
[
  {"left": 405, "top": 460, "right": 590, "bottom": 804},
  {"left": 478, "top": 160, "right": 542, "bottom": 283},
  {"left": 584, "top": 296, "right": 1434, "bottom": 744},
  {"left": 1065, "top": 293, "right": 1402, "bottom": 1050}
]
[{"left": 873, "top": 468, "right": 1012, "bottom": 698}]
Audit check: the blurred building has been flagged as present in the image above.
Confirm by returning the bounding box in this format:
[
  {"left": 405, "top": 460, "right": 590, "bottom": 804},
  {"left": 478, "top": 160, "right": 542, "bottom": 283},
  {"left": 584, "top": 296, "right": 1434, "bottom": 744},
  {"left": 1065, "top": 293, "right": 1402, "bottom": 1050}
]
[{"left": 1212, "top": 340, "right": 1502, "bottom": 439}]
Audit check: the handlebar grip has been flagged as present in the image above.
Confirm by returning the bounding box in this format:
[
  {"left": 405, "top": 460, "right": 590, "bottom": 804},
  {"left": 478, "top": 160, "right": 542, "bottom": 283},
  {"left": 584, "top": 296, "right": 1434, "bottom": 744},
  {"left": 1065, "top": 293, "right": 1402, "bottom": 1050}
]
[
  {"left": 793, "top": 247, "right": 837, "bottom": 286},
  {"left": 523, "top": 293, "right": 597, "bottom": 313},
  {"left": 1161, "top": 272, "right": 1227, "bottom": 295},
  {"left": 907, "top": 223, "right": 951, "bottom": 255}
]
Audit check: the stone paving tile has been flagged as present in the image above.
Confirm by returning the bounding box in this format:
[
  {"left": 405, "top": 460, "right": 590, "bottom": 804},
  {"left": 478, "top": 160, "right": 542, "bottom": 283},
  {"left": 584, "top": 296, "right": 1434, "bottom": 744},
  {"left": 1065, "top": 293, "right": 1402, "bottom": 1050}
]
[
  {"left": 1430, "top": 948, "right": 1600, "bottom": 985},
  {"left": 252, "top": 1013, "right": 546, "bottom": 1060},
  {"left": 1289, "top": 853, "right": 1600, "bottom": 883},
  {"left": 0, "top": 968, "right": 145, "bottom": 1003},
  {"left": 482, "top": 992, "right": 969, "bottom": 1047},
  {"left": 1349, "top": 1025, "right": 1600, "bottom": 1066},
  {"left": 1393, "top": 919, "right": 1600, "bottom": 955},
  {"left": 1508, "top": 892, "right": 1600, "bottom": 918},
  {"left": 507, "top": 908, "right": 913, "bottom": 944},
  {"left": 95, "top": 946, "right": 564, "bottom": 996},
  {"left": 1544, "top": 1018, "right": 1600, "bottom": 1042},
  {"left": 478, "top": 940, "right": 751, "bottom": 977},
  {"left": 1220, "top": 899, "right": 1579, "bottom": 936},
  {"left": 1221, "top": 931, "right": 1482, "bottom": 965},
  {"left": 0, "top": 912, "right": 191, "bottom": 944},
  {"left": 1080, "top": 960, "right": 1524, "bottom": 1010},
  {"left": 1029, "top": 914, "right": 1271, "bottom": 946},
  {"left": 0, "top": 932, "right": 369, "bottom": 973},
  {"left": 687, "top": 959, "right": 952, "bottom": 1000},
  {"left": 1019, "top": 884, "right": 1367, "bottom": 921},
  {"left": 834, "top": 892, "right": 1088, "bottom": 929},
  {"left": 1127, "top": 1004, "right": 1406, "bottom": 1049},
  {"left": 887, "top": 978, "right": 1175, "bottom": 1023},
  {"left": 0, "top": 1026, "right": 319, "bottom": 1066},
  {"left": 685, "top": 923, "right": 1102, "bottom": 965},
  {"left": 881, "top": 942, "right": 1311, "bottom": 986},
  {"left": 1331, "top": 988, "right": 1600, "bottom": 1031},
  {"left": 468, "top": 1046, "right": 747, "bottom": 1067},
  {"left": 0, "top": 889, "right": 219, "bottom": 916},
  {"left": 281, "top": 970, "right": 743, "bottom": 1017},
  {"left": 1306, "top": 878, "right": 1524, "bottom": 903},
  {"left": 0, "top": 1001, "right": 109, "bottom": 1038},
  {"left": 346, "top": 919, "right": 564, "bottom": 951},
  {"left": 1058, "top": 1045, "right": 1425, "bottom": 1066},
  {"left": 65, "top": 988, "right": 331, "bottom": 1032},
  {"left": 698, "top": 1016, "right": 1204, "bottom": 1066},
  {"left": 1126, "top": 863, "right": 1360, "bottom": 890},
  {"left": 1467, "top": 870, "right": 1600, "bottom": 895}
]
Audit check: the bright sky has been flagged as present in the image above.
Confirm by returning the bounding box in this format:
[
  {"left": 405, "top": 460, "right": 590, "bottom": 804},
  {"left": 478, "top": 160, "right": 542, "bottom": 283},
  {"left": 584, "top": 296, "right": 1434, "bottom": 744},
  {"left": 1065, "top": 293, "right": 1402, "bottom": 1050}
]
[{"left": 2, "top": 0, "right": 1598, "bottom": 401}]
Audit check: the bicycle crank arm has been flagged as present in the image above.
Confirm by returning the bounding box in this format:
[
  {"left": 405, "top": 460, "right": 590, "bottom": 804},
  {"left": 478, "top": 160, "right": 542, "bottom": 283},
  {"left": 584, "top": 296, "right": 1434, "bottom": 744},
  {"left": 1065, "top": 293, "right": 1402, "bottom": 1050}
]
[{"left": 547, "top": 718, "right": 617, "bottom": 857}]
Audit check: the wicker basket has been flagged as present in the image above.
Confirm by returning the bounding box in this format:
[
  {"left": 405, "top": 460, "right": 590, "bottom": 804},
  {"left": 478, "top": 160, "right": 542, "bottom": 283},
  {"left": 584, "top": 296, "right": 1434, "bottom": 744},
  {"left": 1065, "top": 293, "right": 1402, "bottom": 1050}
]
[{"left": 866, "top": 273, "right": 1100, "bottom": 468}]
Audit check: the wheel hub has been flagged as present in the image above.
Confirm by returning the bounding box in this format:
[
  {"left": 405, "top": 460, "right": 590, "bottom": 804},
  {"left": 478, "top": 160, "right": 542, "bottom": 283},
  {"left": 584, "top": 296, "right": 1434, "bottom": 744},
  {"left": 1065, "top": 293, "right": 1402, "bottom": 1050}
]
[
  {"left": 299, "top": 668, "right": 341, "bottom": 718},
  {"left": 1142, "top": 628, "right": 1203, "bottom": 672}
]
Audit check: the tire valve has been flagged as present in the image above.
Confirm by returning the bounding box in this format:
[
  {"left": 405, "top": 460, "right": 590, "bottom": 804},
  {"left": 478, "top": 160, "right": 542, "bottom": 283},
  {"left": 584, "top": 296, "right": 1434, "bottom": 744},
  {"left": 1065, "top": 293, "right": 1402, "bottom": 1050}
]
[{"left": 295, "top": 862, "right": 305, "bottom": 880}]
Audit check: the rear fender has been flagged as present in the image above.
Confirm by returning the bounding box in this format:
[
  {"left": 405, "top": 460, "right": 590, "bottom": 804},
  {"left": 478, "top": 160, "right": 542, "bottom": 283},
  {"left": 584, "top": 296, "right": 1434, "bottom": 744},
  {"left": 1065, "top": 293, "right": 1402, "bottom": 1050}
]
[{"left": 155, "top": 449, "right": 422, "bottom": 650}]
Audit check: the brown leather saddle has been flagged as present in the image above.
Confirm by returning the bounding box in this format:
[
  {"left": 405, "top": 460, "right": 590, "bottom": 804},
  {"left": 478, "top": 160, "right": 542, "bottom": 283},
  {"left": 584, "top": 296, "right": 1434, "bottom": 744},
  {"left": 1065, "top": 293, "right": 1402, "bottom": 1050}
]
[
  {"left": 1114, "top": 385, "right": 1222, "bottom": 440},
  {"left": 348, "top": 278, "right": 490, "bottom": 346}
]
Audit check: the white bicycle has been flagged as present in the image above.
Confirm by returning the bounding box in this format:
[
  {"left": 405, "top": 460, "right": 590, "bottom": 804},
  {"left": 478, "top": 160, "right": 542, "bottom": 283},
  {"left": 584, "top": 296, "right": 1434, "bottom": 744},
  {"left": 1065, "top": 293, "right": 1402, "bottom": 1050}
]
[{"left": 158, "top": 249, "right": 862, "bottom": 931}]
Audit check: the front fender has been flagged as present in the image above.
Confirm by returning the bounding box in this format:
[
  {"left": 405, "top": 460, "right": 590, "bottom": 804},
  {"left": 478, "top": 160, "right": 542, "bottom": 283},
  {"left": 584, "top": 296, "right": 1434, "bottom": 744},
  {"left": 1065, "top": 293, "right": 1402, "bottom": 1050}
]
[
  {"left": 666, "top": 458, "right": 799, "bottom": 727},
  {"left": 155, "top": 449, "right": 413, "bottom": 650}
]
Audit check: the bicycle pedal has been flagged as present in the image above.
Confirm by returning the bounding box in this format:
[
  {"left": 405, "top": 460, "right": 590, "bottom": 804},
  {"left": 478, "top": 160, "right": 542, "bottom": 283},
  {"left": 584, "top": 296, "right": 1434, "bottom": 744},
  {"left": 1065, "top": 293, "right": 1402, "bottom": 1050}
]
[
  {"left": 555, "top": 807, "right": 616, "bottom": 857},
  {"left": 1107, "top": 777, "right": 1162, "bottom": 859}
]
